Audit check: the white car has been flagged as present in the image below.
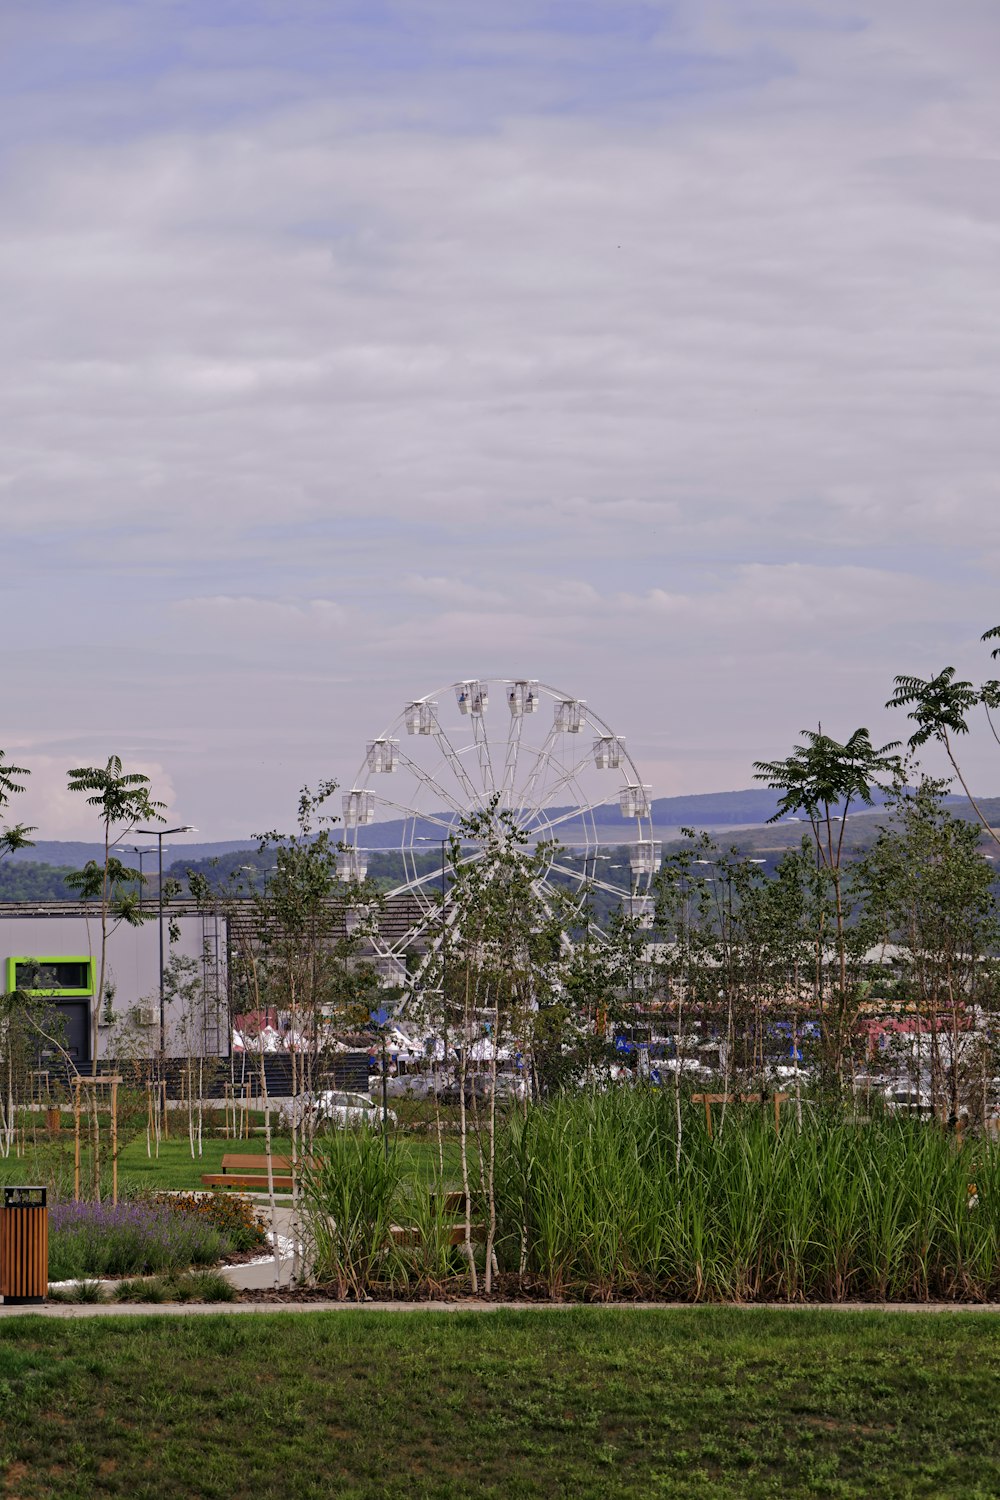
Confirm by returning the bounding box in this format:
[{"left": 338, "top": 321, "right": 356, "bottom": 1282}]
[
  {"left": 321, "top": 1090, "right": 398, "bottom": 1128},
  {"left": 280, "top": 1090, "right": 397, "bottom": 1129}
]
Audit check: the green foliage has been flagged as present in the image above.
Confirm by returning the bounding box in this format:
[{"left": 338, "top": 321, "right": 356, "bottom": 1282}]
[
  {"left": 151, "top": 1190, "right": 269, "bottom": 1253},
  {"left": 753, "top": 730, "right": 904, "bottom": 1086},
  {"left": 754, "top": 727, "right": 902, "bottom": 845},
  {"left": 226, "top": 779, "right": 383, "bottom": 1042},
  {"left": 65, "top": 755, "right": 165, "bottom": 1067},
  {"left": 66, "top": 756, "right": 166, "bottom": 826},
  {"left": 64, "top": 855, "right": 146, "bottom": 924},
  {"left": 887, "top": 630, "right": 1000, "bottom": 850},
  {"left": 860, "top": 779, "right": 1000, "bottom": 1117},
  {"left": 888, "top": 667, "right": 981, "bottom": 747},
  {"left": 113, "top": 1269, "right": 237, "bottom": 1301},
  {"left": 0, "top": 749, "right": 34, "bottom": 866},
  {"left": 0, "top": 861, "right": 91, "bottom": 902},
  {"left": 494, "top": 1093, "right": 1000, "bottom": 1303},
  {"left": 301, "top": 1127, "right": 403, "bottom": 1297},
  {"left": 48, "top": 1198, "right": 225, "bottom": 1281}
]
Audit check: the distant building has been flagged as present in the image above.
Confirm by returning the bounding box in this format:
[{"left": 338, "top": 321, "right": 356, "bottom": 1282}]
[{"left": 0, "top": 903, "right": 226, "bottom": 1068}]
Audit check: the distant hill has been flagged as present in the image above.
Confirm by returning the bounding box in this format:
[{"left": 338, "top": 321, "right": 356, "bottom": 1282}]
[
  {"left": 4, "top": 839, "right": 262, "bottom": 867},
  {"left": 0, "top": 787, "right": 979, "bottom": 878}
]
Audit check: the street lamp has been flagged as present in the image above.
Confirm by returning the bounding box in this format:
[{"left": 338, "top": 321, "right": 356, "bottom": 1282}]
[
  {"left": 136, "top": 824, "right": 198, "bottom": 1058},
  {"left": 118, "top": 845, "right": 156, "bottom": 908}
]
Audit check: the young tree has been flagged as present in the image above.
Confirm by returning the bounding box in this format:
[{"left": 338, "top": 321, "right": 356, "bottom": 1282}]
[
  {"left": 654, "top": 835, "right": 817, "bottom": 1131},
  {"left": 65, "top": 757, "right": 165, "bottom": 1072},
  {"left": 220, "top": 782, "right": 381, "bottom": 1282},
  {"left": 754, "top": 728, "right": 902, "bottom": 1087},
  {"left": 436, "top": 801, "right": 582, "bottom": 1293},
  {"left": 860, "top": 779, "right": 1000, "bottom": 1123},
  {"left": 888, "top": 637, "right": 1000, "bottom": 849},
  {"left": 0, "top": 751, "right": 39, "bottom": 1145},
  {"left": 0, "top": 751, "right": 34, "bottom": 860}
]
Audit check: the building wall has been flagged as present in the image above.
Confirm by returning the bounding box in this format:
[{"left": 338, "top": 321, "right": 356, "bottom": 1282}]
[{"left": 0, "top": 907, "right": 228, "bottom": 1063}]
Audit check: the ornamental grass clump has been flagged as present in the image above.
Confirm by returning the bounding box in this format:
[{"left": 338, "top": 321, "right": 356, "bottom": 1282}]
[
  {"left": 493, "top": 1092, "right": 1000, "bottom": 1303},
  {"left": 300, "top": 1128, "right": 402, "bottom": 1299},
  {"left": 49, "top": 1199, "right": 225, "bottom": 1281}
]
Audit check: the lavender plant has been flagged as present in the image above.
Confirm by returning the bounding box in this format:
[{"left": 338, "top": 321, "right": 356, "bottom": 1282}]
[{"left": 49, "top": 1199, "right": 224, "bottom": 1281}]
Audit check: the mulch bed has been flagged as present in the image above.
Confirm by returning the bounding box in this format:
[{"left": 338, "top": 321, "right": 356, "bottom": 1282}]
[
  {"left": 236, "top": 1276, "right": 639, "bottom": 1304},
  {"left": 219, "top": 1248, "right": 272, "bottom": 1266}
]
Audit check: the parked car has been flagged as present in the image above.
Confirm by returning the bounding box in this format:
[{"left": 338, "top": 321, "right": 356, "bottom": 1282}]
[
  {"left": 438, "top": 1073, "right": 525, "bottom": 1107},
  {"left": 384, "top": 1074, "right": 435, "bottom": 1099},
  {"left": 883, "top": 1085, "right": 934, "bottom": 1116},
  {"left": 279, "top": 1090, "right": 397, "bottom": 1129}
]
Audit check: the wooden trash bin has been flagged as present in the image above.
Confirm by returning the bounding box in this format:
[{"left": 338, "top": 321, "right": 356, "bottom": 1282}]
[{"left": 0, "top": 1186, "right": 48, "bottom": 1304}]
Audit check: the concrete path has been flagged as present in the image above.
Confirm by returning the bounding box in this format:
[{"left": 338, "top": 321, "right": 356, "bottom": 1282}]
[
  {"left": 4, "top": 1299, "right": 1000, "bottom": 1319},
  {"left": 218, "top": 1204, "right": 297, "bottom": 1291}
]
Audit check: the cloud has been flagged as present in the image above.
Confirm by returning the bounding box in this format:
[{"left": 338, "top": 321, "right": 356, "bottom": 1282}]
[
  {"left": 10, "top": 756, "right": 178, "bottom": 845},
  {"left": 171, "top": 595, "right": 347, "bottom": 638},
  {"left": 3, "top": 1, "right": 1000, "bottom": 834}
]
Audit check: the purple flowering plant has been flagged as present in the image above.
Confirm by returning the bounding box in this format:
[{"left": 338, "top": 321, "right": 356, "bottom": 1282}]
[{"left": 49, "top": 1199, "right": 224, "bottom": 1281}]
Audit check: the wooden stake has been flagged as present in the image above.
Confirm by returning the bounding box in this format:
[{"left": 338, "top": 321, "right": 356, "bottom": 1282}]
[
  {"left": 111, "top": 1078, "right": 118, "bottom": 1206},
  {"left": 73, "top": 1078, "right": 81, "bottom": 1202}
]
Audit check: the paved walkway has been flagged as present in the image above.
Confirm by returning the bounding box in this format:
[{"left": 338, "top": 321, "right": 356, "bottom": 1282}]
[
  {"left": 4, "top": 1299, "right": 1000, "bottom": 1319},
  {"left": 217, "top": 1204, "right": 297, "bottom": 1292}
]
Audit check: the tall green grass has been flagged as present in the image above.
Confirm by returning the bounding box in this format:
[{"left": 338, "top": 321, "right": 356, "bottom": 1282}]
[
  {"left": 300, "top": 1129, "right": 403, "bottom": 1298},
  {"left": 493, "top": 1092, "right": 1000, "bottom": 1302}
]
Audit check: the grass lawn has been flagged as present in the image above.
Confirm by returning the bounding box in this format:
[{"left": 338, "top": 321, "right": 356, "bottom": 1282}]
[
  {"left": 110, "top": 1132, "right": 464, "bottom": 1191},
  {"left": 0, "top": 1308, "right": 999, "bottom": 1498},
  {"left": 0, "top": 1132, "right": 467, "bottom": 1195}
]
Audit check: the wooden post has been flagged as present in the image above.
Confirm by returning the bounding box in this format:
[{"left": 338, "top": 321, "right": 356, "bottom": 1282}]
[
  {"left": 110, "top": 1078, "right": 119, "bottom": 1207},
  {"left": 71, "top": 1077, "right": 123, "bottom": 1202},
  {"left": 73, "top": 1078, "right": 81, "bottom": 1202},
  {"left": 703, "top": 1094, "right": 713, "bottom": 1138}
]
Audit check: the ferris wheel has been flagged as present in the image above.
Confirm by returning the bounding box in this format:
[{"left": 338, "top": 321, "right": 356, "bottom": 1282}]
[{"left": 339, "top": 678, "right": 658, "bottom": 1005}]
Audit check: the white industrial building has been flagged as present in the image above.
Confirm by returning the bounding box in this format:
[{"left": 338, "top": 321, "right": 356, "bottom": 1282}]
[{"left": 0, "top": 904, "right": 226, "bottom": 1068}]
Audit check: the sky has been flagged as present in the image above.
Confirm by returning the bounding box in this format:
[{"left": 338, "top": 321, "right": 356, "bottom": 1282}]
[{"left": 3, "top": 0, "right": 1000, "bottom": 841}]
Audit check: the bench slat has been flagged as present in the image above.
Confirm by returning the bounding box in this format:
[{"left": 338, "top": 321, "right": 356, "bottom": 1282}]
[
  {"left": 390, "top": 1223, "right": 486, "bottom": 1246},
  {"left": 220, "top": 1154, "right": 293, "bottom": 1172},
  {"left": 201, "top": 1173, "right": 295, "bottom": 1189}
]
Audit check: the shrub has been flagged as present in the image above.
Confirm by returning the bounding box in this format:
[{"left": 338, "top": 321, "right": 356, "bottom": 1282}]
[
  {"left": 115, "top": 1277, "right": 168, "bottom": 1303},
  {"left": 151, "top": 1192, "right": 269, "bottom": 1253},
  {"left": 169, "top": 1270, "right": 238, "bottom": 1303},
  {"left": 115, "top": 1270, "right": 237, "bottom": 1303},
  {"left": 49, "top": 1200, "right": 224, "bottom": 1281},
  {"left": 48, "top": 1279, "right": 108, "bottom": 1304}
]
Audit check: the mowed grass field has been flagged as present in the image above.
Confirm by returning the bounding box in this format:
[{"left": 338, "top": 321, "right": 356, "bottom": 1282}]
[
  {"left": 0, "top": 1130, "right": 465, "bottom": 1193},
  {"left": 1, "top": 1308, "right": 999, "bottom": 1498}
]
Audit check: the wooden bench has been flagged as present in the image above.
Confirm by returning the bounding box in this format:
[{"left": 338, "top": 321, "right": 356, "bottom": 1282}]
[
  {"left": 200, "top": 1163, "right": 487, "bottom": 1247},
  {"left": 691, "top": 1092, "right": 789, "bottom": 1139},
  {"left": 201, "top": 1154, "right": 300, "bottom": 1191},
  {"left": 390, "top": 1223, "right": 486, "bottom": 1247},
  {"left": 391, "top": 1190, "right": 486, "bottom": 1247}
]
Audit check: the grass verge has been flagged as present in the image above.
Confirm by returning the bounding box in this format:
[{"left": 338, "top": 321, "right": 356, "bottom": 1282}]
[{"left": 0, "top": 1308, "right": 999, "bottom": 1497}]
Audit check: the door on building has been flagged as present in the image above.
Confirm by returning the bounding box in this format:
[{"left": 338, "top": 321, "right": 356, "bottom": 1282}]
[{"left": 39, "top": 1003, "right": 90, "bottom": 1068}]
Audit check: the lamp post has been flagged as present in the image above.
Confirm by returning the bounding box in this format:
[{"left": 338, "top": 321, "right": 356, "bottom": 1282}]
[
  {"left": 137, "top": 824, "right": 197, "bottom": 1059},
  {"left": 118, "top": 845, "right": 156, "bottom": 908}
]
